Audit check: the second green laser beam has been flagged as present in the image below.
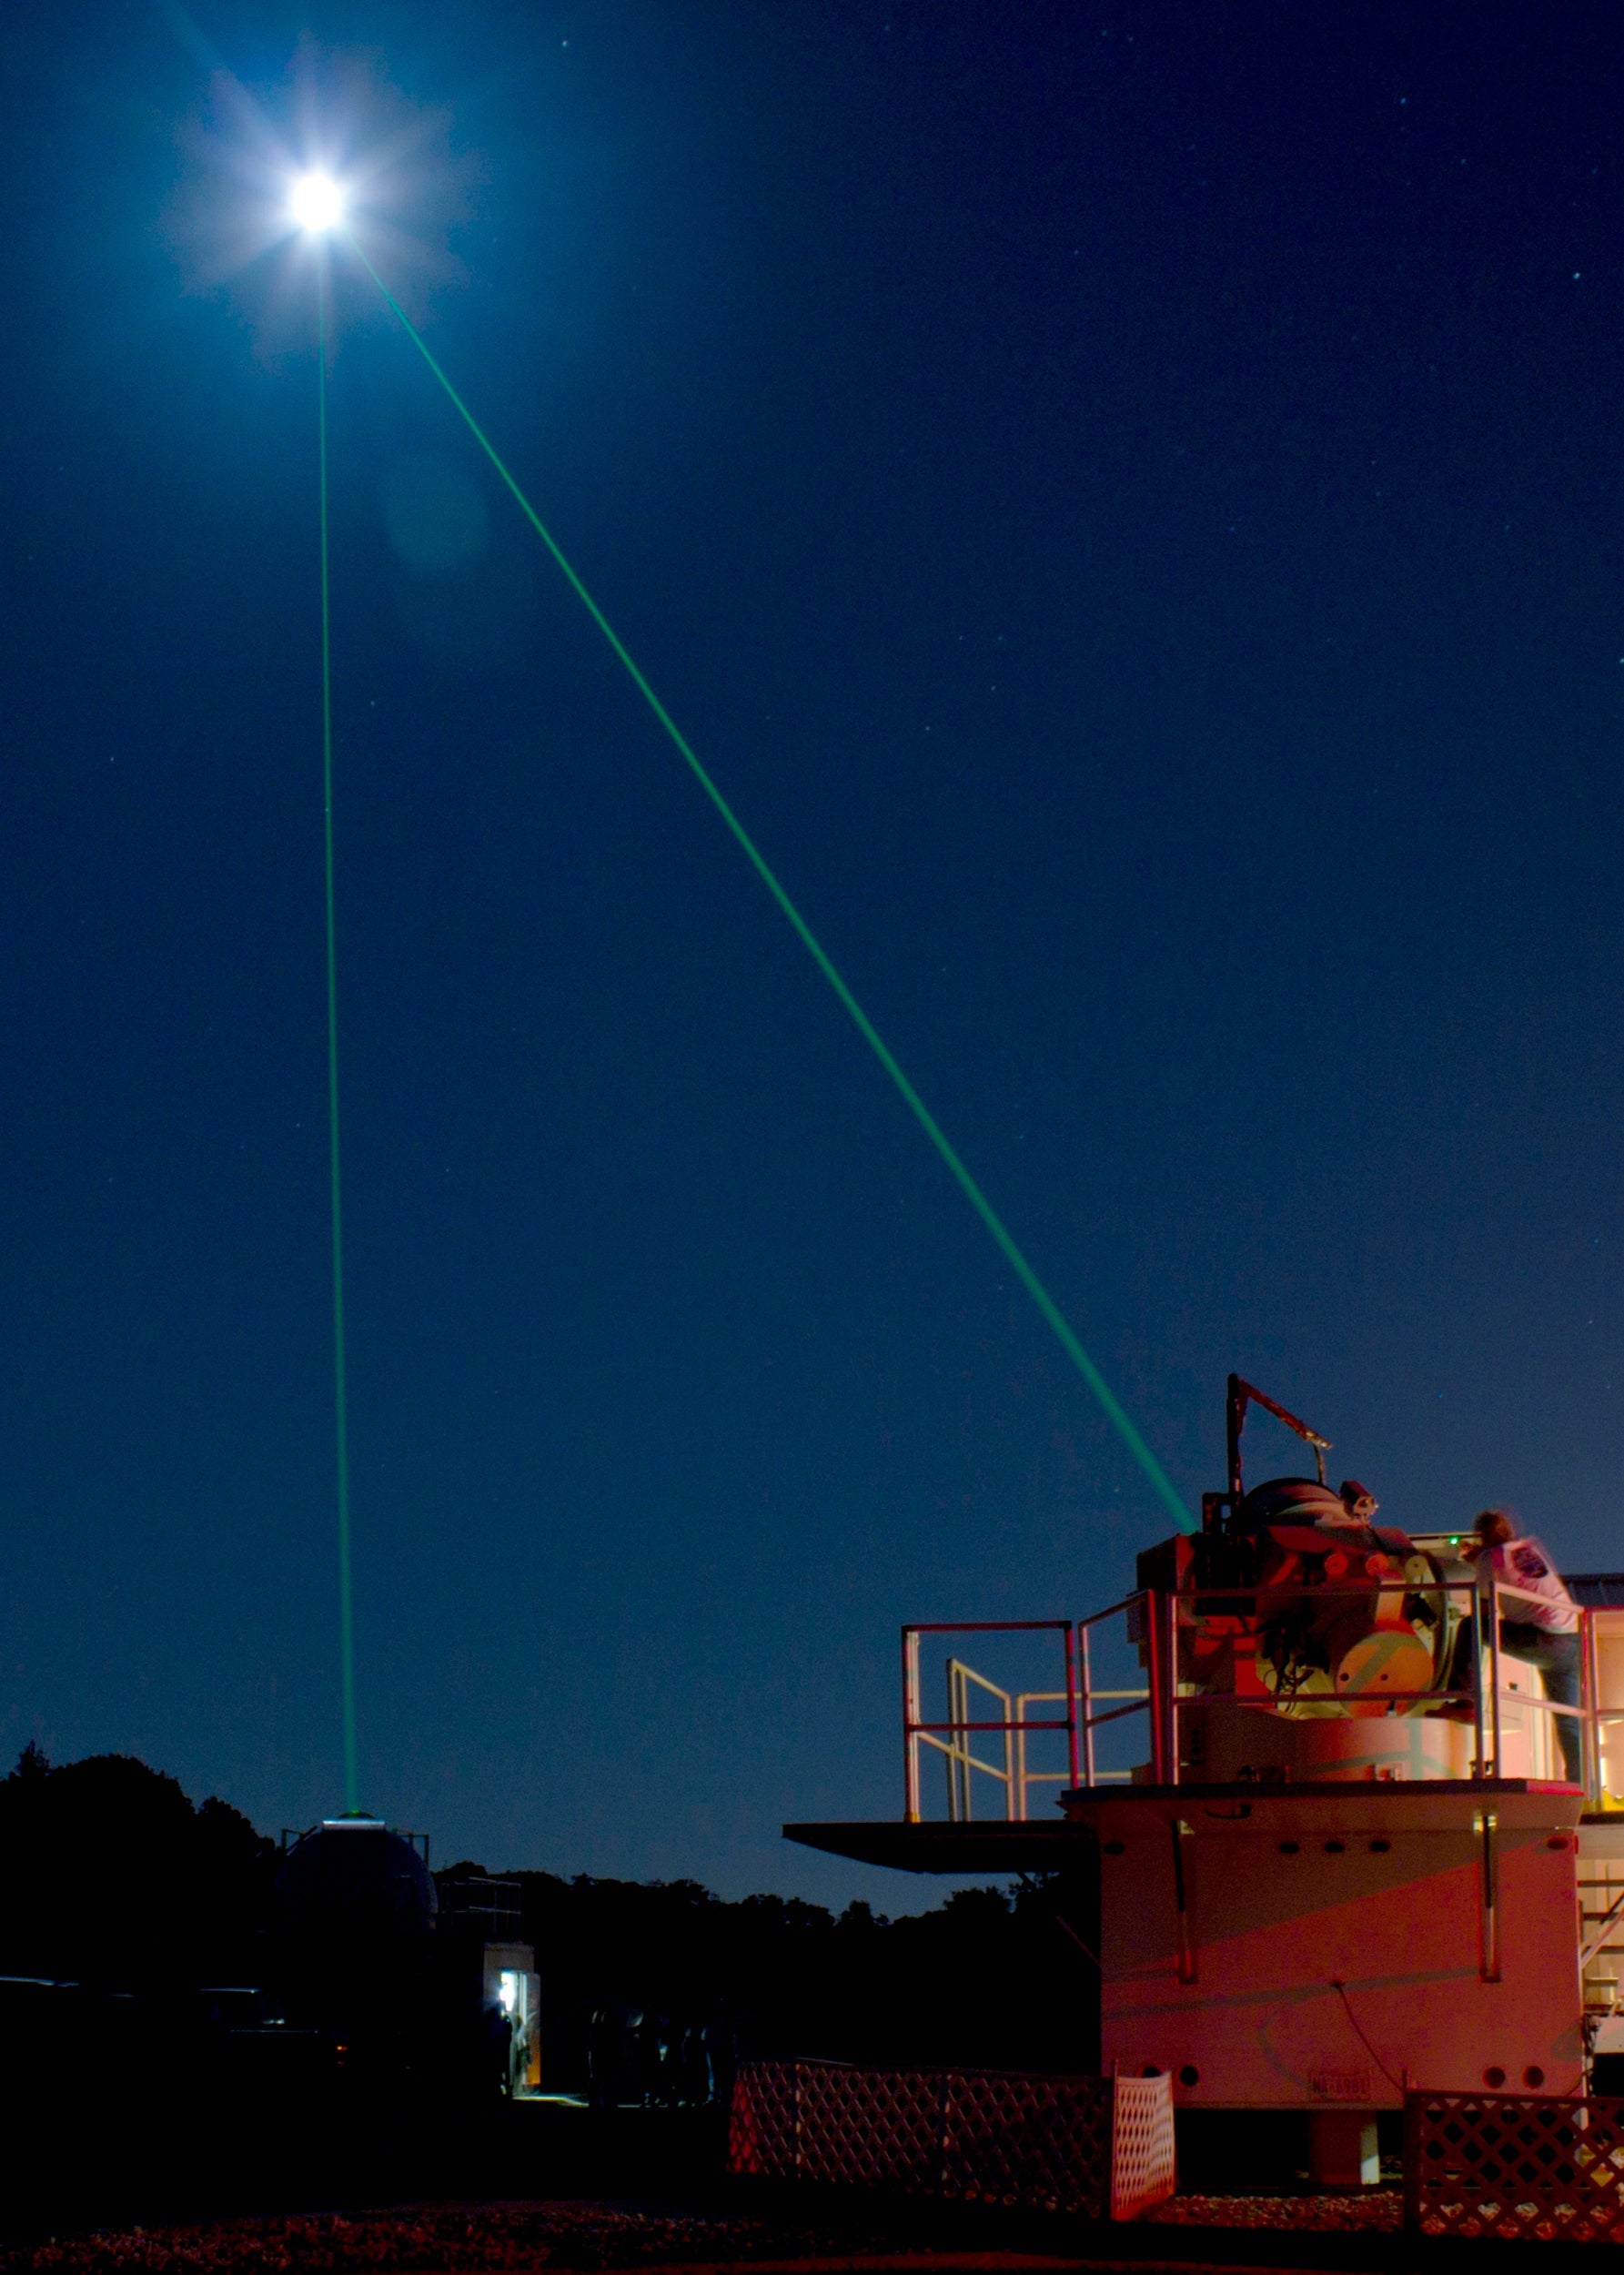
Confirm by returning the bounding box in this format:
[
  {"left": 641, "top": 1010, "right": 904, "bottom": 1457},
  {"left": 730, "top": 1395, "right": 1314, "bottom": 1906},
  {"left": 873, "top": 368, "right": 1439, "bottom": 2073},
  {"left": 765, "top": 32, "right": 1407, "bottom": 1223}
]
[
  {"left": 348, "top": 238, "right": 1192, "bottom": 1538},
  {"left": 318, "top": 248, "right": 360, "bottom": 1810}
]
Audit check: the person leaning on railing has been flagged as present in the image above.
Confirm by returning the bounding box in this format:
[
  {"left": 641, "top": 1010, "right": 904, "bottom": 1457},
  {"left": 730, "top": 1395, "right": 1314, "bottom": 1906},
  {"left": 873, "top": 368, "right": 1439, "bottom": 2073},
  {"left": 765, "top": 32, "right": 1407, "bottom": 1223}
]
[{"left": 1466, "top": 1508, "right": 1582, "bottom": 1784}]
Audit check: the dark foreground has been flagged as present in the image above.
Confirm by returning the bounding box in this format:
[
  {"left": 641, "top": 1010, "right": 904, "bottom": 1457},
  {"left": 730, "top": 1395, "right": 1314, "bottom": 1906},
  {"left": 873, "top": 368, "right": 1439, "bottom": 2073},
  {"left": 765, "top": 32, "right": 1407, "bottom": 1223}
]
[{"left": 0, "top": 2102, "right": 1591, "bottom": 2275}]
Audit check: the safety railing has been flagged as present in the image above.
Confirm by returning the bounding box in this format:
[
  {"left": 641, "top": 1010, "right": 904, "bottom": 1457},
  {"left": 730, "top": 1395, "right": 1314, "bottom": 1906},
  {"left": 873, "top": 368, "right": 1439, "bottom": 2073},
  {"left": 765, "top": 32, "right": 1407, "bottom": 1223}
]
[
  {"left": 903, "top": 1580, "right": 1619, "bottom": 1820},
  {"left": 1090, "top": 1578, "right": 1492, "bottom": 1789},
  {"left": 1584, "top": 1608, "right": 1624, "bottom": 1807},
  {"left": 1075, "top": 1579, "right": 1595, "bottom": 1793},
  {"left": 1076, "top": 1597, "right": 1152, "bottom": 1786},
  {"left": 903, "top": 1623, "right": 1077, "bottom": 1824},
  {"left": 1073, "top": 1577, "right": 1603, "bottom": 1795},
  {"left": 1488, "top": 1574, "right": 1592, "bottom": 1791}
]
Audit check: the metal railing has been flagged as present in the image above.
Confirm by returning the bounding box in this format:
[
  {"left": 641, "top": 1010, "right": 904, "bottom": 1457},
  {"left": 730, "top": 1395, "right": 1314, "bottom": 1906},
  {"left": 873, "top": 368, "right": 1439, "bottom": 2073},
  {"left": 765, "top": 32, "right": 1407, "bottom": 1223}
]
[
  {"left": 1112, "top": 1577, "right": 1490, "bottom": 1789},
  {"left": 1586, "top": 1609, "right": 1624, "bottom": 1805},
  {"left": 903, "top": 1578, "right": 1619, "bottom": 1822},
  {"left": 903, "top": 1623, "right": 1077, "bottom": 1824},
  {"left": 1071, "top": 1577, "right": 1600, "bottom": 1795}
]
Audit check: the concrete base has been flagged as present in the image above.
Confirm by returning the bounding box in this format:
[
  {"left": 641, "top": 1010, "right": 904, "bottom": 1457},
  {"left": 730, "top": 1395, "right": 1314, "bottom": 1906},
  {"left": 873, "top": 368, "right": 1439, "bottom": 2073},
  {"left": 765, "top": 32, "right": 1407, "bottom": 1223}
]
[{"left": 1306, "top": 2110, "right": 1379, "bottom": 2187}]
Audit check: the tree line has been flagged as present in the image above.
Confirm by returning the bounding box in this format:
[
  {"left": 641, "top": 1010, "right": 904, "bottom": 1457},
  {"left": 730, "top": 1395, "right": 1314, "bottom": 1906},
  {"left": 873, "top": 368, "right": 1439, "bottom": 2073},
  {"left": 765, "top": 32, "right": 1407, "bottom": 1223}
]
[{"left": 0, "top": 1747, "right": 1094, "bottom": 2078}]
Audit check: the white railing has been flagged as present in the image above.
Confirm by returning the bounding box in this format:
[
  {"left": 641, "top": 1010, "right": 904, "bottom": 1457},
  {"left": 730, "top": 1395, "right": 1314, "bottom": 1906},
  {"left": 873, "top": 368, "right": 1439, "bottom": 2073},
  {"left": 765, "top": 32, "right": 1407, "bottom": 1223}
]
[
  {"left": 902, "top": 1622, "right": 1078, "bottom": 1824},
  {"left": 903, "top": 1578, "right": 1624, "bottom": 1821}
]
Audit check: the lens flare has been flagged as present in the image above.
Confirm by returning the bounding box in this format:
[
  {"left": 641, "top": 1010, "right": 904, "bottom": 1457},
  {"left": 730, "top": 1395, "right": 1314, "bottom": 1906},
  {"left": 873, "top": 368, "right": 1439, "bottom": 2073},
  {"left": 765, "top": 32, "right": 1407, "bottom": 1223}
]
[
  {"left": 290, "top": 170, "right": 345, "bottom": 232},
  {"left": 161, "top": 39, "right": 484, "bottom": 358}
]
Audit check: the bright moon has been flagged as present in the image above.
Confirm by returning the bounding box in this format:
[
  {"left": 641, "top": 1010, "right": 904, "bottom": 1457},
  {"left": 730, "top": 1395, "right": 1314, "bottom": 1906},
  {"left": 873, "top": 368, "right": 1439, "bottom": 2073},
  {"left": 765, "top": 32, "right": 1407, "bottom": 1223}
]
[{"left": 289, "top": 172, "right": 345, "bottom": 232}]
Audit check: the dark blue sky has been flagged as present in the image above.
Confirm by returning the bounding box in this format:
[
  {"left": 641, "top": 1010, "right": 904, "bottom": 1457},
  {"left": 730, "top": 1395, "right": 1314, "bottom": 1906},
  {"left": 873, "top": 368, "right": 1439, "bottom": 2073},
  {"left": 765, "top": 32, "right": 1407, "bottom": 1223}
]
[{"left": 3, "top": 0, "right": 1622, "bottom": 1906}]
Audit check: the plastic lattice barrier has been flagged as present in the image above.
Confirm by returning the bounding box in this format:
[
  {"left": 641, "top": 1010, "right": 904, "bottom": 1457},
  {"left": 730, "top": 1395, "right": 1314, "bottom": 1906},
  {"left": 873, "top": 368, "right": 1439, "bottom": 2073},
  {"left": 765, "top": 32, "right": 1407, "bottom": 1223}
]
[
  {"left": 798, "top": 2062, "right": 943, "bottom": 2190},
  {"left": 1110, "top": 2072, "right": 1180, "bottom": 2221},
  {"left": 1407, "top": 2091, "right": 1624, "bottom": 2242},
  {"left": 727, "top": 2058, "right": 1174, "bottom": 2220}
]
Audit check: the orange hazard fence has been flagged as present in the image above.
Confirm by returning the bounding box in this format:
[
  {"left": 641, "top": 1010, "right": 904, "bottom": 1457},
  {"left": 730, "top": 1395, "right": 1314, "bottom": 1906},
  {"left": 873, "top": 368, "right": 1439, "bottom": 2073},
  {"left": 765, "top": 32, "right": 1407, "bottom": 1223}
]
[{"left": 726, "top": 2058, "right": 1175, "bottom": 2221}]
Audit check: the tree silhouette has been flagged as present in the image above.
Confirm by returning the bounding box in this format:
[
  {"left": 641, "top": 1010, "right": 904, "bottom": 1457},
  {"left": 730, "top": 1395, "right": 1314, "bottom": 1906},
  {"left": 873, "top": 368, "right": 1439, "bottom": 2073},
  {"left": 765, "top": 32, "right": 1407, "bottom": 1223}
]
[{"left": 0, "top": 1747, "right": 277, "bottom": 1990}]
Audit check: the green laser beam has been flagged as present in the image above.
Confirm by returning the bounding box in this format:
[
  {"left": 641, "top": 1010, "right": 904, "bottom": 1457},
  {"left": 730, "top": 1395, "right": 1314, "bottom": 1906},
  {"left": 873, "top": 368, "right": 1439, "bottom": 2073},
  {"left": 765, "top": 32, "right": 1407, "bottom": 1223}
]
[
  {"left": 348, "top": 238, "right": 1193, "bottom": 1538},
  {"left": 318, "top": 250, "right": 360, "bottom": 1809}
]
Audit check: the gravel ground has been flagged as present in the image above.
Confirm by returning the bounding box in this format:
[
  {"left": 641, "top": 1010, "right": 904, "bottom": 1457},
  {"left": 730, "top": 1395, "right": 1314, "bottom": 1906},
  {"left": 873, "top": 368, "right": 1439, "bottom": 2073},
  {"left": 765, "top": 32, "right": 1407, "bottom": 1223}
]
[
  {"left": 4, "top": 2207, "right": 782, "bottom": 2275},
  {"left": 0, "top": 2205, "right": 1038, "bottom": 2275},
  {"left": 0, "top": 2189, "right": 1411, "bottom": 2274},
  {"left": 1144, "top": 2192, "right": 1403, "bottom": 2233}
]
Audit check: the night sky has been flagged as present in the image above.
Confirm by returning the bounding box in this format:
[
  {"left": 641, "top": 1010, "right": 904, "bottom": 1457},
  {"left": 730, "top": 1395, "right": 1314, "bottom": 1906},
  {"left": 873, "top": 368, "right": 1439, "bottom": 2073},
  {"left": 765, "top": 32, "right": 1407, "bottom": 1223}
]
[{"left": 3, "top": 1, "right": 1623, "bottom": 1908}]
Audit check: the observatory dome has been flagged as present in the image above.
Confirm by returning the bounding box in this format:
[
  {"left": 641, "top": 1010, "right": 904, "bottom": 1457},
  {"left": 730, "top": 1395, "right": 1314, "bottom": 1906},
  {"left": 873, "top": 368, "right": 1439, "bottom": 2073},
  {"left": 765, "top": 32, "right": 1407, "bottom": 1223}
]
[{"left": 274, "top": 1816, "right": 437, "bottom": 1940}]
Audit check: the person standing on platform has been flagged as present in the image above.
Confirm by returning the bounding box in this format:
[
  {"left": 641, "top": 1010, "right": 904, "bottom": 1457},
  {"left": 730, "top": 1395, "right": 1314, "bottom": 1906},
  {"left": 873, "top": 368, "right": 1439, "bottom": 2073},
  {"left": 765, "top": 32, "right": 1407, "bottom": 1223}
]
[{"left": 1468, "top": 1508, "right": 1583, "bottom": 1784}]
